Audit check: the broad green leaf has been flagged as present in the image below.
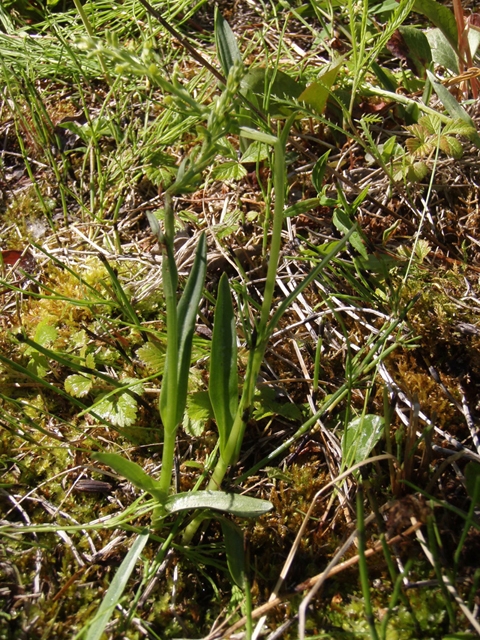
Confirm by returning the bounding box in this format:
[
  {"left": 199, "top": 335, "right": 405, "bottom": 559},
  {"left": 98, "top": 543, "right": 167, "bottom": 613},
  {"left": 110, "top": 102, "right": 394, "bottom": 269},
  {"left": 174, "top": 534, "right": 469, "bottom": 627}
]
[
  {"left": 426, "top": 70, "right": 480, "bottom": 148},
  {"left": 84, "top": 532, "right": 149, "bottom": 640},
  {"left": 342, "top": 415, "right": 385, "bottom": 465},
  {"left": 137, "top": 341, "right": 165, "bottom": 371},
  {"left": 240, "top": 68, "right": 305, "bottom": 116},
  {"left": 396, "top": 26, "right": 432, "bottom": 77},
  {"left": 94, "top": 391, "right": 138, "bottom": 428},
  {"left": 65, "top": 374, "right": 93, "bottom": 398},
  {"left": 253, "top": 387, "right": 302, "bottom": 422},
  {"left": 439, "top": 135, "right": 463, "bottom": 158},
  {"left": 27, "top": 352, "right": 50, "bottom": 378},
  {"left": 175, "top": 232, "right": 207, "bottom": 424},
  {"left": 33, "top": 321, "right": 57, "bottom": 347},
  {"left": 214, "top": 8, "right": 242, "bottom": 78},
  {"left": 426, "top": 28, "right": 459, "bottom": 74},
  {"left": 414, "top": 0, "right": 458, "bottom": 50},
  {"left": 311, "top": 151, "right": 331, "bottom": 193},
  {"left": 332, "top": 210, "right": 368, "bottom": 259},
  {"left": 220, "top": 519, "right": 246, "bottom": 588},
  {"left": 183, "top": 390, "right": 213, "bottom": 437},
  {"left": 165, "top": 490, "right": 273, "bottom": 518},
  {"left": 298, "top": 58, "right": 343, "bottom": 113},
  {"left": 209, "top": 274, "right": 238, "bottom": 454},
  {"left": 92, "top": 452, "right": 164, "bottom": 501},
  {"left": 465, "top": 461, "right": 480, "bottom": 505},
  {"left": 211, "top": 161, "right": 248, "bottom": 181},
  {"left": 240, "top": 140, "right": 270, "bottom": 163}
]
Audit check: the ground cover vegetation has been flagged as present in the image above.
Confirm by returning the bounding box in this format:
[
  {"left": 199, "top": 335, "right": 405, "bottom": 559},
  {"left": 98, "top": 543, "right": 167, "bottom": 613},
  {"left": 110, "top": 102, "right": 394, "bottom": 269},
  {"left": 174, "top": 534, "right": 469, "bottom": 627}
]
[{"left": 1, "top": 0, "right": 480, "bottom": 637}]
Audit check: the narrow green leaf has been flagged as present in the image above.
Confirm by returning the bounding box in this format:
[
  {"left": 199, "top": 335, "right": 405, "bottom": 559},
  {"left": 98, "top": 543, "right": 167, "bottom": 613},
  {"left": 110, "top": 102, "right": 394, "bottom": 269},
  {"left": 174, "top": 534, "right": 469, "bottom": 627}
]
[
  {"left": 465, "top": 462, "right": 480, "bottom": 505},
  {"left": 92, "top": 452, "right": 164, "bottom": 501},
  {"left": 214, "top": 8, "right": 242, "bottom": 78},
  {"left": 426, "top": 70, "right": 480, "bottom": 148},
  {"left": 239, "top": 127, "right": 278, "bottom": 145},
  {"left": 175, "top": 232, "right": 207, "bottom": 425},
  {"left": 209, "top": 273, "right": 238, "bottom": 454},
  {"left": 165, "top": 490, "right": 273, "bottom": 518},
  {"left": 284, "top": 197, "right": 321, "bottom": 218},
  {"left": 84, "top": 532, "right": 149, "bottom": 640},
  {"left": 342, "top": 415, "right": 385, "bottom": 465},
  {"left": 220, "top": 519, "right": 246, "bottom": 588}
]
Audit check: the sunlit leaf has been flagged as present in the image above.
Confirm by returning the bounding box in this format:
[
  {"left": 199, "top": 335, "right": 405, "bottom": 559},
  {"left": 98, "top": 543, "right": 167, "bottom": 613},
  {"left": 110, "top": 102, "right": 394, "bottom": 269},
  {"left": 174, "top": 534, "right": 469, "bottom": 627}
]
[
  {"left": 84, "top": 532, "right": 149, "bottom": 640},
  {"left": 65, "top": 374, "right": 93, "bottom": 398},
  {"left": 414, "top": 0, "right": 458, "bottom": 49},
  {"left": 165, "top": 490, "right": 273, "bottom": 518},
  {"left": 94, "top": 391, "right": 138, "bottom": 427},
  {"left": 33, "top": 321, "right": 57, "bottom": 347},
  {"left": 137, "top": 341, "right": 165, "bottom": 371},
  {"left": 183, "top": 390, "right": 213, "bottom": 437},
  {"left": 426, "top": 28, "right": 459, "bottom": 74},
  {"left": 211, "top": 161, "right": 248, "bottom": 181},
  {"left": 298, "top": 58, "right": 343, "bottom": 113},
  {"left": 342, "top": 414, "right": 385, "bottom": 465}
]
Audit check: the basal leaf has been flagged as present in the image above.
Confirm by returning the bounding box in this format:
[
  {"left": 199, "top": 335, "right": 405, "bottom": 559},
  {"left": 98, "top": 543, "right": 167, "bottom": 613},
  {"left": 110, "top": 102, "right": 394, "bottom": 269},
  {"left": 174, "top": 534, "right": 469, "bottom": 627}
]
[
  {"left": 220, "top": 519, "right": 246, "bottom": 588},
  {"left": 92, "top": 452, "right": 164, "bottom": 501},
  {"left": 240, "top": 140, "right": 270, "bottom": 163},
  {"left": 209, "top": 273, "right": 238, "bottom": 454},
  {"left": 240, "top": 68, "right": 305, "bottom": 116},
  {"left": 165, "top": 490, "right": 273, "bottom": 518},
  {"left": 414, "top": 0, "right": 458, "bottom": 50},
  {"left": 342, "top": 414, "right": 385, "bottom": 465},
  {"left": 426, "top": 28, "right": 459, "bottom": 74},
  {"left": 163, "top": 232, "right": 206, "bottom": 428},
  {"left": 214, "top": 8, "right": 242, "bottom": 78},
  {"left": 65, "top": 374, "right": 93, "bottom": 398}
]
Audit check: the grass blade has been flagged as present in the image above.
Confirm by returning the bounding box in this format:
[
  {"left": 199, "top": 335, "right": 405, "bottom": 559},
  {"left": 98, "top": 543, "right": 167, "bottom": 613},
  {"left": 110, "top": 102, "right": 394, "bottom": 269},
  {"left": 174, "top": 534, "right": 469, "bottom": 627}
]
[{"left": 82, "top": 532, "right": 149, "bottom": 640}]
